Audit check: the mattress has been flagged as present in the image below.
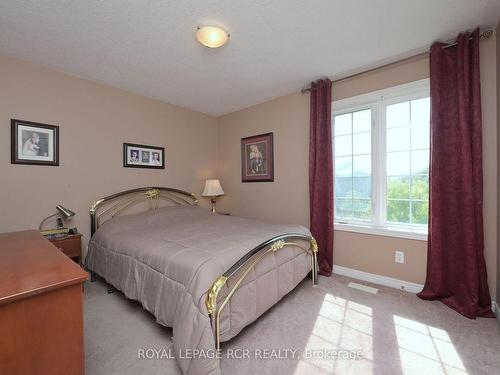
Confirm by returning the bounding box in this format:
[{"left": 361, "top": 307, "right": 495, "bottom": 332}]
[{"left": 85, "top": 205, "right": 312, "bottom": 375}]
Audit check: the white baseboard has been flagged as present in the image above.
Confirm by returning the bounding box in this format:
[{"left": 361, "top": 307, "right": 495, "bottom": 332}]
[
  {"left": 494, "top": 301, "right": 500, "bottom": 327},
  {"left": 332, "top": 266, "right": 500, "bottom": 315},
  {"left": 332, "top": 265, "right": 424, "bottom": 294}
]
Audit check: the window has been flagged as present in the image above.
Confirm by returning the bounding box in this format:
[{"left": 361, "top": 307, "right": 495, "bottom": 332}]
[{"left": 333, "top": 80, "right": 430, "bottom": 239}]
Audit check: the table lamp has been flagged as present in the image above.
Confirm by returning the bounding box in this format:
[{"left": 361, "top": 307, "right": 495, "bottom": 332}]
[{"left": 202, "top": 179, "right": 224, "bottom": 213}]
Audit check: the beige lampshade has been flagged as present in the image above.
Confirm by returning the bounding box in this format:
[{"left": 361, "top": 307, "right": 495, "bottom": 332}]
[
  {"left": 196, "top": 26, "right": 230, "bottom": 48},
  {"left": 202, "top": 179, "right": 224, "bottom": 197}
]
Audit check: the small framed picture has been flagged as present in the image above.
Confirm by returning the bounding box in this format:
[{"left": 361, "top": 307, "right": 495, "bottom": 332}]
[
  {"left": 241, "top": 132, "right": 274, "bottom": 182},
  {"left": 11, "top": 119, "right": 59, "bottom": 166},
  {"left": 123, "top": 143, "right": 165, "bottom": 169}
]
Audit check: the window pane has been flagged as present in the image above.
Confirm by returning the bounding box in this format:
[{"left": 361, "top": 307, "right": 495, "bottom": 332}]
[
  {"left": 353, "top": 132, "right": 371, "bottom": 155},
  {"left": 385, "top": 95, "right": 429, "bottom": 228},
  {"left": 334, "top": 107, "right": 372, "bottom": 224},
  {"left": 353, "top": 199, "right": 371, "bottom": 221},
  {"left": 353, "top": 177, "right": 371, "bottom": 198},
  {"left": 411, "top": 201, "right": 428, "bottom": 224},
  {"left": 411, "top": 126, "right": 429, "bottom": 150},
  {"left": 353, "top": 109, "right": 371, "bottom": 133},
  {"left": 411, "top": 97, "right": 430, "bottom": 127},
  {"left": 387, "top": 199, "right": 410, "bottom": 223},
  {"left": 334, "top": 113, "right": 352, "bottom": 136},
  {"left": 387, "top": 176, "right": 410, "bottom": 199},
  {"left": 411, "top": 175, "right": 429, "bottom": 200},
  {"left": 387, "top": 127, "right": 411, "bottom": 152},
  {"left": 412, "top": 150, "right": 429, "bottom": 174},
  {"left": 334, "top": 134, "right": 352, "bottom": 156},
  {"left": 387, "top": 101, "right": 410, "bottom": 128},
  {"left": 335, "top": 198, "right": 352, "bottom": 221},
  {"left": 387, "top": 151, "right": 410, "bottom": 176},
  {"left": 335, "top": 156, "right": 352, "bottom": 177},
  {"left": 335, "top": 177, "right": 352, "bottom": 199},
  {"left": 353, "top": 154, "right": 371, "bottom": 176}
]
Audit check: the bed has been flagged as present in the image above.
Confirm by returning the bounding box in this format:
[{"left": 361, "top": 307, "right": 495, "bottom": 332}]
[{"left": 85, "top": 187, "right": 318, "bottom": 375}]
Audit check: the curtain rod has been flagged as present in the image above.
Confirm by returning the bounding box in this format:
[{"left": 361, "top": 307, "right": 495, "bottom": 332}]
[{"left": 301, "top": 29, "right": 493, "bottom": 94}]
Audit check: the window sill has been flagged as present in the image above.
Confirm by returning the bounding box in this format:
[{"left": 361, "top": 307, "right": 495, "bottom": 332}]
[{"left": 334, "top": 223, "right": 428, "bottom": 241}]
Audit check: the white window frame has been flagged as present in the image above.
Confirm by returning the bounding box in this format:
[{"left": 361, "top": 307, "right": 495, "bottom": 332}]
[{"left": 333, "top": 79, "right": 430, "bottom": 241}]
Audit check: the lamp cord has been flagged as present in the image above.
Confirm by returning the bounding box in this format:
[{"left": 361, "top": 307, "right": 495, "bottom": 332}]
[{"left": 38, "top": 212, "right": 60, "bottom": 231}]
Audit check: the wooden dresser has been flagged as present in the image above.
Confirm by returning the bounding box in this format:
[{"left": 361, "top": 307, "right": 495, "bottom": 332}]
[{"left": 0, "top": 230, "right": 88, "bottom": 375}]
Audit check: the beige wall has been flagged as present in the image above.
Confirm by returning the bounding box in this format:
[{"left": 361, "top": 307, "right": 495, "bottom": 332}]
[
  {"left": 0, "top": 55, "right": 219, "bottom": 254},
  {"left": 481, "top": 34, "right": 498, "bottom": 303},
  {"left": 497, "top": 21, "right": 500, "bottom": 307},
  {"left": 218, "top": 37, "right": 498, "bottom": 299}
]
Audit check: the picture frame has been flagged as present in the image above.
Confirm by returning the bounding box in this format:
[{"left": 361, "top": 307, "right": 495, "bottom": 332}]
[
  {"left": 11, "top": 119, "right": 59, "bottom": 166},
  {"left": 241, "top": 132, "right": 274, "bottom": 182},
  {"left": 123, "top": 143, "right": 165, "bottom": 169}
]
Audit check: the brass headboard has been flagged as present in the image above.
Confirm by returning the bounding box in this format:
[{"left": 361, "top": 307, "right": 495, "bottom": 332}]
[{"left": 89, "top": 187, "right": 198, "bottom": 236}]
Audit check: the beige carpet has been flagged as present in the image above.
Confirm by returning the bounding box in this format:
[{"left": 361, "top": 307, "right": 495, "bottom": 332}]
[{"left": 84, "top": 275, "right": 500, "bottom": 375}]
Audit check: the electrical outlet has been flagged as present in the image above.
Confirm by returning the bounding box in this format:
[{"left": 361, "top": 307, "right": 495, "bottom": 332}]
[{"left": 395, "top": 250, "right": 405, "bottom": 264}]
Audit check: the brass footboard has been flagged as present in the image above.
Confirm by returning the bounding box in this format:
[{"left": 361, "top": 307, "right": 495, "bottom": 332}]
[{"left": 205, "top": 234, "right": 319, "bottom": 349}]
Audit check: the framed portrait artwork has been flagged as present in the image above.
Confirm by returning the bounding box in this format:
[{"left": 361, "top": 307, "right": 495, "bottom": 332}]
[
  {"left": 123, "top": 143, "right": 165, "bottom": 169},
  {"left": 241, "top": 132, "right": 274, "bottom": 182},
  {"left": 11, "top": 119, "right": 59, "bottom": 166}
]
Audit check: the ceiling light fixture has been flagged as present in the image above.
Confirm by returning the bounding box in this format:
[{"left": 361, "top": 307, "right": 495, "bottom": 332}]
[{"left": 196, "top": 26, "right": 230, "bottom": 48}]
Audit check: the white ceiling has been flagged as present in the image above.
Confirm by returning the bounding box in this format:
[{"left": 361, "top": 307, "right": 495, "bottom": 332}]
[{"left": 0, "top": 1, "right": 499, "bottom": 116}]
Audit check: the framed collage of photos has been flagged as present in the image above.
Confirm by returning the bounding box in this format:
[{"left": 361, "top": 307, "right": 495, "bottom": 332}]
[{"left": 123, "top": 143, "right": 165, "bottom": 169}]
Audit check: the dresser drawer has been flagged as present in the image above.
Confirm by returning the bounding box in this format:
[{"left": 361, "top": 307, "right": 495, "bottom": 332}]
[{"left": 49, "top": 234, "right": 82, "bottom": 261}]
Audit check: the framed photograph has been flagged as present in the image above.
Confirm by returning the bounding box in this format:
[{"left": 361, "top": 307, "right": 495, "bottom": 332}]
[
  {"left": 11, "top": 119, "right": 59, "bottom": 166},
  {"left": 241, "top": 132, "right": 274, "bottom": 182},
  {"left": 123, "top": 143, "right": 165, "bottom": 169}
]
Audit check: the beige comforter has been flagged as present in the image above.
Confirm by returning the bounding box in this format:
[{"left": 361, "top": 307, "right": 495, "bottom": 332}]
[{"left": 85, "top": 205, "right": 312, "bottom": 374}]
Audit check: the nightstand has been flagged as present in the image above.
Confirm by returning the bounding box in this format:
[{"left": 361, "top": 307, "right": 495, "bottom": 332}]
[{"left": 47, "top": 233, "right": 83, "bottom": 265}]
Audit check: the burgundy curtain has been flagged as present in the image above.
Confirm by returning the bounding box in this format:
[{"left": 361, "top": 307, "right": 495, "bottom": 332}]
[
  {"left": 309, "top": 79, "right": 333, "bottom": 276},
  {"left": 417, "top": 29, "right": 493, "bottom": 319}
]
